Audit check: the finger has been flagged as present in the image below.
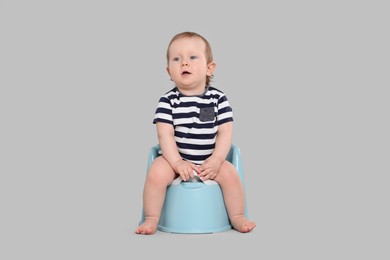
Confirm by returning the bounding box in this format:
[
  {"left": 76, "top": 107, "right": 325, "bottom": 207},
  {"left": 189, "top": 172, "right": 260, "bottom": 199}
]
[
  {"left": 200, "top": 168, "right": 211, "bottom": 177},
  {"left": 185, "top": 168, "right": 192, "bottom": 180},
  {"left": 201, "top": 173, "right": 210, "bottom": 181},
  {"left": 192, "top": 165, "right": 201, "bottom": 174},
  {"left": 180, "top": 170, "right": 188, "bottom": 181},
  {"left": 189, "top": 169, "right": 195, "bottom": 179},
  {"left": 199, "top": 169, "right": 209, "bottom": 179}
]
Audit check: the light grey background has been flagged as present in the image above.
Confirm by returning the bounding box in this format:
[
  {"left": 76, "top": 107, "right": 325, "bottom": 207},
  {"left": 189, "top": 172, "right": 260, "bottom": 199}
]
[{"left": 1, "top": 0, "right": 389, "bottom": 259}]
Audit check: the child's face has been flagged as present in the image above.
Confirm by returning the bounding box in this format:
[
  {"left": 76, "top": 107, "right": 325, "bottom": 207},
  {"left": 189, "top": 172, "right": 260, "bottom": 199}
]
[{"left": 167, "top": 37, "right": 215, "bottom": 94}]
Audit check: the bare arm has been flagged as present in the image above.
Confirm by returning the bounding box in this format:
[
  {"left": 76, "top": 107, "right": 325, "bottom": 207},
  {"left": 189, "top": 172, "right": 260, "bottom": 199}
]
[
  {"left": 156, "top": 122, "right": 181, "bottom": 166},
  {"left": 156, "top": 122, "right": 198, "bottom": 180},
  {"left": 199, "top": 122, "right": 233, "bottom": 180},
  {"left": 212, "top": 121, "right": 233, "bottom": 162}
]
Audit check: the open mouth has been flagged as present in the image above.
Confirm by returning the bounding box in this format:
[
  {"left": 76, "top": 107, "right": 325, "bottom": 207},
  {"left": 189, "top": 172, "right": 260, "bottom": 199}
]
[{"left": 181, "top": 71, "right": 191, "bottom": 75}]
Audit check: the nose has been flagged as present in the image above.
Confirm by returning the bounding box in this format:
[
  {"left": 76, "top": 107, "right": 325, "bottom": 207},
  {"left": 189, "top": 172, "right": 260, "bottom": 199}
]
[{"left": 181, "top": 59, "right": 188, "bottom": 66}]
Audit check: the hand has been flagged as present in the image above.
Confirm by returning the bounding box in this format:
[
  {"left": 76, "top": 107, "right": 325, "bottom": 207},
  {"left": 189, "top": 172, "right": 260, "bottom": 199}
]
[
  {"left": 198, "top": 156, "right": 224, "bottom": 181},
  {"left": 173, "top": 160, "right": 200, "bottom": 181}
]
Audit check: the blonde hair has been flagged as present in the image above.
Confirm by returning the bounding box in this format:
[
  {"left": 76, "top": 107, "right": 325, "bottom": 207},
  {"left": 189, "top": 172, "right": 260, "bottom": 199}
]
[{"left": 166, "top": 32, "right": 214, "bottom": 86}]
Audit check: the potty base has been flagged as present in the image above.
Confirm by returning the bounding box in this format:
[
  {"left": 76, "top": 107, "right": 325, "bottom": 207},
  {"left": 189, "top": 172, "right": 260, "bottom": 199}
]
[{"left": 157, "top": 182, "right": 232, "bottom": 233}]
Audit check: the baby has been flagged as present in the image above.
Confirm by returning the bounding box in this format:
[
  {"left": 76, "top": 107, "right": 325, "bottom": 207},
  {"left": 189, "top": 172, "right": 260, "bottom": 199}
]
[{"left": 135, "top": 31, "right": 256, "bottom": 234}]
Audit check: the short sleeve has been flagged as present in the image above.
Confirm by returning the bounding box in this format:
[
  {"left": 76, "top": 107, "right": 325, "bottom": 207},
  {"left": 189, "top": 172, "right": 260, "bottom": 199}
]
[
  {"left": 153, "top": 96, "right": 173, "bottom": 125},
  {"left": 216, "top": 94, "right": 233, "bottom": 125}
]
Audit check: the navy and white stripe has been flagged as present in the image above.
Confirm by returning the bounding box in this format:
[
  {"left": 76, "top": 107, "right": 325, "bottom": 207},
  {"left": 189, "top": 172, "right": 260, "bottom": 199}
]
[{"left": 153, "top": 86, "right": 233, "bottom": 164}]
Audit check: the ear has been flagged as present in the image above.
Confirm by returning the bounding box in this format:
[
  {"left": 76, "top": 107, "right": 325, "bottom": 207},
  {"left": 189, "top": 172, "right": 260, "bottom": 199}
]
[
  {"left": 166, "top": 67, "right": 171, "bottom": 76},
  {"left": 207, "top": 62, "right": 216, "bottom": 76}
]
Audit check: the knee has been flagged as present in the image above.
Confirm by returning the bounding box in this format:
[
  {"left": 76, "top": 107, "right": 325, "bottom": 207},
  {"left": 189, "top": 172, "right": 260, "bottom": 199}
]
[
  {"left": 145, "top": 158, "right": 175, "bottom": 186},
  {"left": 216, "top": 162, "right": 241, "bottom": 185},
  {"left": 146, "top": 169, "right": 161, "bottom": 183},
  {"left": 146, "top": 169, "right": 171, "bottom": 187}
]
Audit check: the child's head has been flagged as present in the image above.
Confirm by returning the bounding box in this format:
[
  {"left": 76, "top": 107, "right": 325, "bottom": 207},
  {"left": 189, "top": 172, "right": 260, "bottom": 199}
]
[{"left": 166, "top": 32, "right": 215, "bottom": 88}]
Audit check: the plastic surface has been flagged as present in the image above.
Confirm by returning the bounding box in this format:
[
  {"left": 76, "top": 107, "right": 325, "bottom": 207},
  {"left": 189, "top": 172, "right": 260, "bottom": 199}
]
[{"left": 140, "top": 144, "right": 248, "bottom": 233}]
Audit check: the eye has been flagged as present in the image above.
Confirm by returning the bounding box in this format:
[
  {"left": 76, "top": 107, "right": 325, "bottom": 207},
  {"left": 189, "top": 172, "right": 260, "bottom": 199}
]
[
  {"left": 172, "top": 57, "right": 180, "bottom": 62},
  {"left": 190, "top": 56, "right": 198, "bottom": 60}
]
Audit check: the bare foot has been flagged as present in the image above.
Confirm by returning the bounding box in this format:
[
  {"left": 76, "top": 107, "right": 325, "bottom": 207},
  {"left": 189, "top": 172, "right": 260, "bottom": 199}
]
[
  {"left": 230, "top": 215, "right": 256, "bottom": 233},
  {"left": 135, "top": 217, "right": 159, "bottom": 235}
]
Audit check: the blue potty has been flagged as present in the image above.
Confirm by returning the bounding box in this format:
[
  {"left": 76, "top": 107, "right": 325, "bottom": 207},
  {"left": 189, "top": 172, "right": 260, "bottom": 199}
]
[{"left": 140, "top": 144, "right": 248, "bottom": 233}]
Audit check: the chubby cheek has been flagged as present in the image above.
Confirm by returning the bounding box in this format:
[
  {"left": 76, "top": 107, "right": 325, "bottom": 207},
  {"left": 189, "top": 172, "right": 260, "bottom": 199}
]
[
  {"left": 166, "top": 67, "right": 176, "bottom": 78},
  {"left": 171, "top": 68, "right": 182, "bottom": 78}
]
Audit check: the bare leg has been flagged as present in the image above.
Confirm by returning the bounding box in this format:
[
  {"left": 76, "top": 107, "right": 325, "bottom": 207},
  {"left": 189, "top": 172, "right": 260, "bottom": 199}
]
[
  {"left": 135, "top": 156, "right": 176, "bottom": 235},
  {"left": 214, "top": 161, "right": 256, "bottom": 233}
]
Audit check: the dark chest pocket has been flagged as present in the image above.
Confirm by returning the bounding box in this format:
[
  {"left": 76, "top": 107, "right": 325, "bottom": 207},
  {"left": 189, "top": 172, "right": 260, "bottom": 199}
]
[{"left": 199, "top": 106, "right": 215, "bottom": 122}]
